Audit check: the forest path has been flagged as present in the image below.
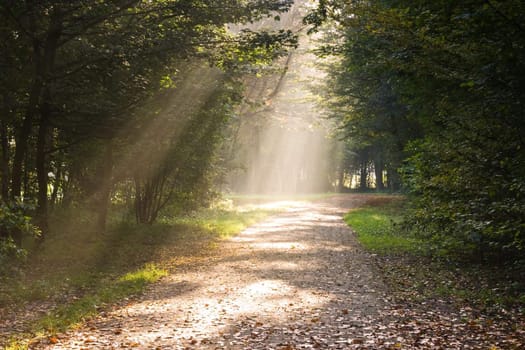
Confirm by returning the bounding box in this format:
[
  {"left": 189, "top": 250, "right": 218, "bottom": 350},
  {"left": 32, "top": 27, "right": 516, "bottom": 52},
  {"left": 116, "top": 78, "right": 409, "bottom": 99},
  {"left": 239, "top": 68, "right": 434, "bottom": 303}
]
[{"left": 40, "top": 195, "right": 391, "bottom": 349}]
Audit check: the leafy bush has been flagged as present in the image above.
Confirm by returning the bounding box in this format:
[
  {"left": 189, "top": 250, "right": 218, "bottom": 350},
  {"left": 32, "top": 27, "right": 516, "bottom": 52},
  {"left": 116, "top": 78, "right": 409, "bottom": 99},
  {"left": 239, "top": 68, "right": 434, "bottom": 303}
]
[
  {"left": 402, "top": 137, "right": 525, "bottom": 261},
  {"left": 0, "top": 200, "right": 41, "bottom": 240},
  {"left": 307, "top": 0, "right": 525, "bottom": 264},
  {"left": 0, "top": 238, "right": 28, "bottom": 276},
  {"left": 0, "top": 201, "right": 41, "bottom": 275}
]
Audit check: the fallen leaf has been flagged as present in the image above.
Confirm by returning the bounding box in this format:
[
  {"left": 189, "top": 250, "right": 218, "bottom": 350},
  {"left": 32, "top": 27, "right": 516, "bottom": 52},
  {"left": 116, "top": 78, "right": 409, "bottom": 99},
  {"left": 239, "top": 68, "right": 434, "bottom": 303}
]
[{"left": 48, "top": 336, "right": 59, "bottom": 344}]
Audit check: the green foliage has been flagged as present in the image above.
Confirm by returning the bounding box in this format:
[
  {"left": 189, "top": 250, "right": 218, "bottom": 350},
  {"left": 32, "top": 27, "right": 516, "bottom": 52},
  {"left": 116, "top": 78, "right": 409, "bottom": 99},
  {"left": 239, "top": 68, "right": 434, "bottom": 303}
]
[
  {"left": 344, "top": 197, "right": 525, "bottom": 311},
  {"left": 309, "top": 0, "right": 525, "bottom": 261},
  {"left": 312, "top": 4, "right": 419, "bottom": 191},
  {"left": 0, "top": 201, "right": 41, "bottom": 275},
  {"left": 403, "top": 136, "right": 525, "bottom": 259},
  {"left": 0, "top": 0, "right": 297, "bottom": 240},
  {"left": 0, "top": 200, "right": 41, "bottom": 240},
  {"left": 0, "top": 237, "right": 27, "bottom": 276}
]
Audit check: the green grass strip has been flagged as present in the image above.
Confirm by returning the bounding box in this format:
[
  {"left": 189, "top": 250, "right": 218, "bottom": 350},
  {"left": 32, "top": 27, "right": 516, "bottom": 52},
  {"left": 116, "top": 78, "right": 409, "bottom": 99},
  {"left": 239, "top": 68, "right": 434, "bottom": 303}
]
[
  {"left": 6, "top": 264, "right": 166, "bottom": 350},
  {"left": 38, "top": 264, "right": 167, "bottom": 333},
  {"left": 344, "top": 206, "right": 420, "bottom": 254},
  {"left": 168, "top": 208, "right": 276, "bottom": 239}
]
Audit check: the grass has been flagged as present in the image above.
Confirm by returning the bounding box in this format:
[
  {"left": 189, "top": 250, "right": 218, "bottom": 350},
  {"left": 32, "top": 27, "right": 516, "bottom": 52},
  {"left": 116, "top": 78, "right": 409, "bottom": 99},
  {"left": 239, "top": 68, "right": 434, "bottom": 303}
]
[
  {"left": 1, "top": 205, "right": 277, "bottom": 349},
  {"left": 344, "top": 202, "right": 421, "bottom": 254},
  {"left": 168, "top": 207, "right": 273, "bottom": 239},
  {"left": 36, "top": 264, "right": 167, "bottom": 334}
]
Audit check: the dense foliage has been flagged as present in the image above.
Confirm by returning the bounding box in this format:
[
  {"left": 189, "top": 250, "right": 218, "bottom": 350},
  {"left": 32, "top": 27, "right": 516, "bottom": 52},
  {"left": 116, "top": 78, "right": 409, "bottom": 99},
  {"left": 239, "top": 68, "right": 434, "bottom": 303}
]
[
  {"left": 0, "top": 1, "right": 296, "bottom": 247},
  {"left": 307, "top": 0, "right": 525, "bottom": 260}
]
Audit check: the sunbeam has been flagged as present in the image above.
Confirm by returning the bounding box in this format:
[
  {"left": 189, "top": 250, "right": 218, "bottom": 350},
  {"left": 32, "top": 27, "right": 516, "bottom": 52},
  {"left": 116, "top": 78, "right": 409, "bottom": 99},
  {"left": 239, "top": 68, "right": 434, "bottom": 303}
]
[{"left": 225, "top": 0, "right": 340, "bottom": 195}]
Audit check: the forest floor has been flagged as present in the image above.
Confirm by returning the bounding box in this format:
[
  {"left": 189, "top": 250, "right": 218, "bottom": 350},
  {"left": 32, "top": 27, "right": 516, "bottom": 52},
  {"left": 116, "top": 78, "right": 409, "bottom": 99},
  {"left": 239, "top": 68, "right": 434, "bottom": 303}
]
[{"left": 5, "top": 195, "right": 525, "bottom": 349}]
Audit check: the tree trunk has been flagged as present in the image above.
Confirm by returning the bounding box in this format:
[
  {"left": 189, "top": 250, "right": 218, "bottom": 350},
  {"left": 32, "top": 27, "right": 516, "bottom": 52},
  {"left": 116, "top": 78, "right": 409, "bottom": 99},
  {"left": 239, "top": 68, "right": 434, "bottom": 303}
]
[
  {"left": 0, "top": 120, "right": 9, "bottom": 238},
  {"left": 0, "top": 115, "right": 9, "bottom": 202},
  {"left": 11, "top": 79, "right": 41, "bottom": 199},
  {"left": 337, "top": 167, "right": 345, "bottom": 192},
  {"left": 374, "top": 158, "right": 384, "bottom": 191},
  {"left": 61, "top": 170, "right": 73, "bottom": 208},
  {"left": 35, "top": 93, "right": 51, "bottom": 237},
  {"left": 134, "top": 171, "right": 168, "bottom": 224},
  {"left": 96, "top": 140, "right": 114, "bottom": 231},
  {"left": 386, "top": 166, "right": 401, "bottom": 192},
  {"left": 50, "top": 162, "right": 61, "bottom": 208},
  {"left": 359, "top": 160, "right": 368, "bottom": 190}
]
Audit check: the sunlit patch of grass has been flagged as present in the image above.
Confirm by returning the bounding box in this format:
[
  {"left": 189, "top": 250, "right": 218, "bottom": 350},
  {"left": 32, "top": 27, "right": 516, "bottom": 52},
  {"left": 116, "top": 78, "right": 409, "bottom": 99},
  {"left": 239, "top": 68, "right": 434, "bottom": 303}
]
[
  {"left": 5, "top": 265, "right": 166, "bottom": 350},
  {"left": 4, "top": 341, "right": 27, "bottom": 350},
  {"left": 167, "top": 208, "right": 277, "bottom": 239},
  {"left": 344, "top": 205, "right": 422, "bottom": 254},
  {"left": 36, "top": 264, "right": 166, "bottom": 334}
]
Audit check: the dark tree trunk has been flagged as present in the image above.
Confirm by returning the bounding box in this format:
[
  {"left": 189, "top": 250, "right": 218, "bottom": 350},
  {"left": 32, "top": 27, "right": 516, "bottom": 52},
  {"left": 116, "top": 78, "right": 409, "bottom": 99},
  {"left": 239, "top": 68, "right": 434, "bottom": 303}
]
[
  {"left": 386, "top": 166, "right": 401, "bottom": 192},
  {"left": 0, "top": 115, "right": 9, "bottom": 202},
  {"left": 96, "top": 140, "right": 114, "bottom": 231},
  {"left": 11, "top": 80, "right": 41, "bottom": 199},
  {"left": 50, "top": 162, "right": 61, "bottom": 208},
  {"left": 374, "top": 158, "right": 384, "bottom": 191},
  {"left": 134, "top": 171, "right": 168, "bottom": 224},
  {"left": 359, "top": 160, "right": 368, "bottom": 190},
  {"left": 36, "top": 93, "right": 51, "bottom": 237},
  {"left": 337, "top": 168, "right": 345, "bottom": 192},
  {"left": 61, "top": 171, "right": 73, "bottom": 208},
  {"left": 22, "top": 152, "right": 31, "bottom": 199}
]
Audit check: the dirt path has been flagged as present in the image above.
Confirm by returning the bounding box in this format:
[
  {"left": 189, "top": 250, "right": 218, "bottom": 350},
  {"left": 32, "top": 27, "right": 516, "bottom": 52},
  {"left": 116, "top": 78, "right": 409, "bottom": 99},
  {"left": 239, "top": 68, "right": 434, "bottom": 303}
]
[{"left": 37, "top": 196, "right": 392, "bottom": 349}]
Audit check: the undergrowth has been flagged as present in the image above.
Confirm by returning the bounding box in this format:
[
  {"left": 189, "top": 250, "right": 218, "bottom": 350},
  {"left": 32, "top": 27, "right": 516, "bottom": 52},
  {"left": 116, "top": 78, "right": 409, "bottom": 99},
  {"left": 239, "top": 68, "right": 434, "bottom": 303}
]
[{"left": 35, "top": 264, "right": 167, "bottom": 334}]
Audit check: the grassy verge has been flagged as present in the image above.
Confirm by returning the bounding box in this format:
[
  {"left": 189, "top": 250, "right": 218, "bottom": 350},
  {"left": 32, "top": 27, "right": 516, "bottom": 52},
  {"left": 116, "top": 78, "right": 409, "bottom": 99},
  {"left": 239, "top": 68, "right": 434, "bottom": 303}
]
[
  {"left": 1, "top": 206, "right": 276, "bottom": 349},
  {"left": 33, "top": 264, "right": 167, "bottom": 339},
  {"left": 344, "top": 197, "right": 525, "bottom": 311},
  {"left": 168, "top": 207, "right": 272, "bottom": 239},
  {"left": 344, "top": 202, "right": 421, "bottom": 254}
]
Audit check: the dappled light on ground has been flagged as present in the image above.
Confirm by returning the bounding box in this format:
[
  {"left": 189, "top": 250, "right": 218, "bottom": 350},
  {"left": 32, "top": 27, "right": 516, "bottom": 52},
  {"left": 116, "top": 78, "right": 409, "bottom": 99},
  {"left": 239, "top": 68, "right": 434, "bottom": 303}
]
[{"left": 40, "top": 196, "right": 388, "bottom": 349}]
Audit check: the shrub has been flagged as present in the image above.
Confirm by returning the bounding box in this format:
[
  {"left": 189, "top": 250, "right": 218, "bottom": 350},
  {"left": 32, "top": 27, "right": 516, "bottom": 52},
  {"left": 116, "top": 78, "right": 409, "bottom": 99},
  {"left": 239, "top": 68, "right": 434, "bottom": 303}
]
[{"left": 0, "top": 201, "right": 41, "bottom": 275}]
